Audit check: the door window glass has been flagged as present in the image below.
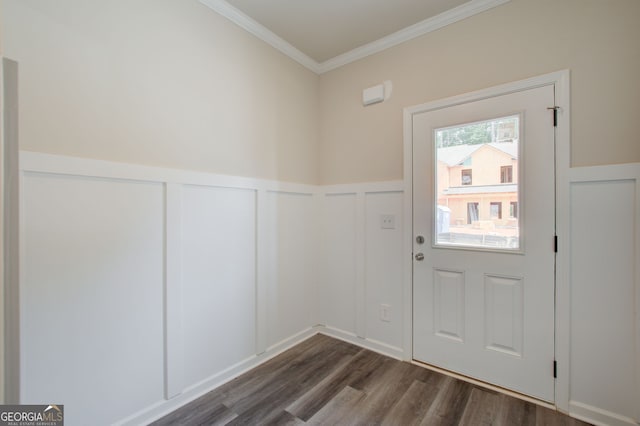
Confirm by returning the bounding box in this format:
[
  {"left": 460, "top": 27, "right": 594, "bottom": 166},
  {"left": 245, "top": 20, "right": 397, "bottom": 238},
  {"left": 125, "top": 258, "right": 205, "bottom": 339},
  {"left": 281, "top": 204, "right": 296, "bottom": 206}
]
[{"left": 434, "top": 115, "right": 520, "bottom": 250}]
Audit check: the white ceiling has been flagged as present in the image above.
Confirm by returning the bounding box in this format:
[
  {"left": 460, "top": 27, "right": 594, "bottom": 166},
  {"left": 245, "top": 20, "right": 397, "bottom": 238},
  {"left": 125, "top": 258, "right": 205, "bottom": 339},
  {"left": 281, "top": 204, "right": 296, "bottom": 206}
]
[
  {"left": 225, "top": 0, "right": 470, "bottom": 63},
  {"left": 200, "top": 0, "right": 510, "bottom": 74}
]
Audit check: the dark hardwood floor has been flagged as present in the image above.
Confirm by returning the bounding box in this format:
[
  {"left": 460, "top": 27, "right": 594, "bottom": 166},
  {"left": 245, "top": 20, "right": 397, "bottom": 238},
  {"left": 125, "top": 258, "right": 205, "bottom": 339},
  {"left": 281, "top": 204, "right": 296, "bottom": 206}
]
[{"left": 151, "top": 334, "right": 591, "bottom": 426}]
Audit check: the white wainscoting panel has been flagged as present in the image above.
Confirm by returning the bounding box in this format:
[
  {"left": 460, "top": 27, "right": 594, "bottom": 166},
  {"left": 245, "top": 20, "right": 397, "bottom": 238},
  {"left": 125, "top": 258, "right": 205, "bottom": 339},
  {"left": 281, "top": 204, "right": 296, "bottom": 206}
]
[
  {"left": 320, "top": 193, "right": 357, "bottom": 333},
  {"left": 319, "top": 183, "right": 405, "bottom": 359},
  {"left": 21, "top": 172, "right": 165, "bottom": 425},
  {"left": 568, "top": 164, "right": 640, "bottom": 426},
  {"left": 17, "top": 152, "right": 319, "bottom": 426},
  {"left": 18, "top": 153, "right": 411, "bottom": 423},
  {"left": 181, "top": 185, "right": 257, "bottom": 390},
  {"left": 265, "top": 191, "right": 317, "bottom": 349},
  {"left": 164, "top": 183, "right": 184, "bottom": 399},
  {"left": 364, "top": 192, "right": 404, "bottom": 351},
  {"left": 20, "top": 152, "right": 640, "bottom": 426}
]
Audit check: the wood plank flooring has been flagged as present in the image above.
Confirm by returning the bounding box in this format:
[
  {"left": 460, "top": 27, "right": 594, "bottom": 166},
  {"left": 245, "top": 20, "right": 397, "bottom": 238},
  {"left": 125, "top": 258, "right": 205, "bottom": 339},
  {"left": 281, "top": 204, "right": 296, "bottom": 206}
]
[{"left": 151, "top": 334, "right": 591, "bottom": 426}]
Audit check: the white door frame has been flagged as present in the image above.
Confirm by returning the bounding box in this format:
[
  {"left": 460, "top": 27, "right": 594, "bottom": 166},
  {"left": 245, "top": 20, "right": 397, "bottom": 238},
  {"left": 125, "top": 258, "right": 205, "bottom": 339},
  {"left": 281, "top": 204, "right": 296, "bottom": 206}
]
[
  {"left": 402, "top": 70, "right": 571, "bottom": 412},
  {"left": 2, "top": 57, "right": 21, "bottom": 404}
]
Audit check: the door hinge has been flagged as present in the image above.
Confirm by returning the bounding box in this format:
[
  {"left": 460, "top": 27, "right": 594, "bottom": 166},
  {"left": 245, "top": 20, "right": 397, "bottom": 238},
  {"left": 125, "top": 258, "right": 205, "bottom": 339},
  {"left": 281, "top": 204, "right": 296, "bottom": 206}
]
[
  {"left": 547, "top": 106, "right": 559, "bottom": 127},
  {"left": 553, "top": 360, "right": 557, "bottom": 378},
  {"left": 554, "top": 235, "right": 558, "bottom": 253}
]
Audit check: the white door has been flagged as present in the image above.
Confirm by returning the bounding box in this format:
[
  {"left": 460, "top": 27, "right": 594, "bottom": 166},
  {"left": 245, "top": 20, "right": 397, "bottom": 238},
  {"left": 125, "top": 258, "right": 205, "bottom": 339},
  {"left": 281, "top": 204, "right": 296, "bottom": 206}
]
[{"left": 412, "top": 85, "right": 556, "bottom": 402}]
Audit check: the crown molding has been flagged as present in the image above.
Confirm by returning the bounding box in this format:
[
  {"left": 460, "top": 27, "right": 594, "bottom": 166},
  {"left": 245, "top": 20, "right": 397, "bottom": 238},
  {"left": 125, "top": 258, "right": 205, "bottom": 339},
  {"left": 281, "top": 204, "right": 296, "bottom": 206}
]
[
  {"left": 199, "top": 0, "right": 321, "bottom": 73},
  {"left": 318, "top": 0, "right": 512, "bottom": 73},
  {"left": 200, "top": 0, "right": 511, "bottom": 75}
]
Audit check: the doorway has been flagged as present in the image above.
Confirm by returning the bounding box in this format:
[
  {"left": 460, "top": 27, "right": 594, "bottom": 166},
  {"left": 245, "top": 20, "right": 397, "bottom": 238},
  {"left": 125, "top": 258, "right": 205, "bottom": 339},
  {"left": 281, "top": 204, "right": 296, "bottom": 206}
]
[{"left": 409, "top": 83, "right": 557, "bottom": 402}]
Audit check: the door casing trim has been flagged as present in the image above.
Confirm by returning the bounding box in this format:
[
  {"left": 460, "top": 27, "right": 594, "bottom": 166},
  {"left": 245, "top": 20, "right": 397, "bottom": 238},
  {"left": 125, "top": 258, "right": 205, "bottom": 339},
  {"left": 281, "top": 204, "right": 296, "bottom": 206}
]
[{"left": 402, "top": 70, "right": 571, "bottom": 412}]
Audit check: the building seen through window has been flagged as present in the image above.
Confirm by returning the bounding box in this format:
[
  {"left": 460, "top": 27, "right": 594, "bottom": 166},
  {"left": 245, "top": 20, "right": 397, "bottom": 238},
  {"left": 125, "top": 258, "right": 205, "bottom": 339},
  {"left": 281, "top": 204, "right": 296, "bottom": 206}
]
[{"left": 435, "top": 115, "right": 519, "bottom": 249}]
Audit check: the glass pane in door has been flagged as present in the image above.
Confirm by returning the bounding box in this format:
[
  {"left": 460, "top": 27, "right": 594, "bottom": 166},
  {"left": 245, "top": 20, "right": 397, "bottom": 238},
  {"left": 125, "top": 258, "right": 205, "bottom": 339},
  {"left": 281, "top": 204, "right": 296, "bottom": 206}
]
[{"left": 434, "top": 115, "right": 520, "bottom": 250}]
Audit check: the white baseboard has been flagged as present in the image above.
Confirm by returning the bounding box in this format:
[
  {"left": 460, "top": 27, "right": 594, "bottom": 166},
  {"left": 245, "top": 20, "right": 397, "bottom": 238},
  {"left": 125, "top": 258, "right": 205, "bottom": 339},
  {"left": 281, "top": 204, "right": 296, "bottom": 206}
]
[
  {"left": 318, "top": 326, "right": 405, "bottom": 360},
  {"left": 117, "top": 325, "right": 407, "bottom": 425},
  {"left": 117, "top": 327, "right": 318, "bottom": 426},
  {"left": 569, "top": 401, "right": 639, "bottom": 426},
  {"left": 101, "top": 321, "right": 640, "bottom": 426}
]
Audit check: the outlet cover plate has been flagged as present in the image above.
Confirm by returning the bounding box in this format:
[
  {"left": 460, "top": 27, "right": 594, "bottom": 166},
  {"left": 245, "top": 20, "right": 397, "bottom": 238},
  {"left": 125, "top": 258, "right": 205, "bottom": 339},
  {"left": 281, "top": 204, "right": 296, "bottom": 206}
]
[{"left": 381, "top": 214, "right": 396, "bottom": 229}]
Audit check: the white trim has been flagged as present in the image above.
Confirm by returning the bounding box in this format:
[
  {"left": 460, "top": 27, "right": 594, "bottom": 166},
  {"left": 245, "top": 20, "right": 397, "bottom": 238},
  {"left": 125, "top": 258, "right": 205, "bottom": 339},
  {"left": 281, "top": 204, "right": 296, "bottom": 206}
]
[
  {"left": 553, "top": 69, "right": 572, "bottom": 414},
  {"left": 319, "top": 326, "right": 404, "bottom": 360},
  {"left": 19, "top": 151, "right": 317, "bottom": 195},
  {"left": 403, "top": 70, "right": 571, "bottom": 408},
  {"left": 17, "top": 171, "right": 25, "bottom": 404},
  {"left": 19, "top": 151, "right": 319, "bottom": 422},
  {"left": 0, "top": 57, "right": 4, "bottom": 406},
  {"left": 404, "top": 71, "right": 569, "bottom": 116},
  {"left": 198, "top": 0, "right": 320, "bottom": 73},
  {"left": 119, "top": 327, "right": 318, "bottom": 426},
  {"left": 318, "top": 0, "right": 512, "bottom": 74},
  {"left": 403, "top": 102, "right": 415, "bottom": 362},
  {"left": 317, "top": 181, "right": 406, "bottom": 358},
  {"left": 310, "top": 193, "right": 324, "bottom": 329},
  {"left": 199, "top": 0, "right": 511, "bottom": 74},
  {"left": 354, "top": 192, "right": 367, "bottom": 339},
  {"left": 255, "top": 189, "right": 269, "bottom": 355},
  {"left": 163, "top": 183, "right": 184, "bottom": 399},
  {"left": 322, "top": 180, "right": 403, "bottom": 195},
  {"left": 17, "top": 151, "right": 408, "bottom": 400},
  {"left": 566, "top": 163, "right": 640, "bottom": 425},
  {"left": 264, "top": 327, "right": 318, "bottom": 355},
  {"left": 568, "top": 162, "right": 640, "bottom": 182},
  {"left": 2, "top": 58, "right": 20, "bottom": 404},
  {"left": 121, "top": 324, "right": 408, "bottom": 425},
  {"left": 569, "top": 401, "right": 639, "bottom": 426}
]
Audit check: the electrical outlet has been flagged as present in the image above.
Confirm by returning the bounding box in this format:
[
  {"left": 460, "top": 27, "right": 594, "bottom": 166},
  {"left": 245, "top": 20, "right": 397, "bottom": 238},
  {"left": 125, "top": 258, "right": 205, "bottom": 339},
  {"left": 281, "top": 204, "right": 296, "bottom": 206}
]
[
  {"left": 380, "top": 214, "right": 395, "bottom": 229},
  {"left": 380, "top": 304, "right": 391, "bottom": 322}
]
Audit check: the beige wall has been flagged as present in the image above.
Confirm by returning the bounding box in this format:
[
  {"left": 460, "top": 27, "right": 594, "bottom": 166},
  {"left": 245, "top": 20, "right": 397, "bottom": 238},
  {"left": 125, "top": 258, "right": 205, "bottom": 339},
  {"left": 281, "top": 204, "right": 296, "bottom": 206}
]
[
  {"left": 2, "top": 0, "right": 320, "bottom": 184},
  {"left": 0, "top": 2, "right": 3, "bottom": 52},
  {"left": 319, "top": 0, "right": 640, "bottom": 184},
  {"left": 6, "top": 0, "right": 639, "bottom": 186}
]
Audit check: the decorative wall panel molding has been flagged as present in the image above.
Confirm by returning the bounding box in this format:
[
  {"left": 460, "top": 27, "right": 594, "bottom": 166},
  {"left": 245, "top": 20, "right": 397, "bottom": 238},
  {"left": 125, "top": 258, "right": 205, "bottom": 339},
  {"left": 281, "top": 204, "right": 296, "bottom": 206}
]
[
  {"left": 18, "top": 152, "right": 319, "bottom": 425},
  {"left": 16, "top": 152, "right": 639, "bottom": 426},
  {"left": 568, "top": 163, "right": 640, "bottom": 426},
  {"left": 16, "top": 152, "right": 404, "bottom": 424}
]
